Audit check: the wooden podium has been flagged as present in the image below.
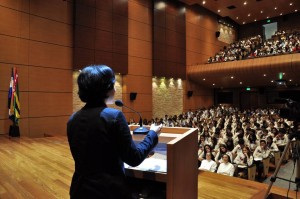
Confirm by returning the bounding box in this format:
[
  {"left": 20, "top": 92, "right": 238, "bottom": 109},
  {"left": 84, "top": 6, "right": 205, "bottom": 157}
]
[{"left": 126, "top": 125, "right": 198, "bottom": 199}]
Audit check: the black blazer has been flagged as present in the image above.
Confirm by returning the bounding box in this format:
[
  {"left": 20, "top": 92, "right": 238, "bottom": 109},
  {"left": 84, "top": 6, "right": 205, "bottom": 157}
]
[{"left": 67, "top": 103, "right": 158, "bottom": 199}]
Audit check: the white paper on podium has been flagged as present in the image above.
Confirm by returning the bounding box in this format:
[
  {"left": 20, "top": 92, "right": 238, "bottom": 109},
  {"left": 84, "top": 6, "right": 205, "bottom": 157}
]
[{"left": 124, "top": 158, "right": 167, "bottom": 173}]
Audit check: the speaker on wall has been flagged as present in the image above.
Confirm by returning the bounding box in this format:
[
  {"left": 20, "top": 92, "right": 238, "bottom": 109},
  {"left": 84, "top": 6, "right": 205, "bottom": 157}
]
[
  {"left": 130, "top": 92, "right": 137, "bottom": 100},
  {"left": 187, "top": 91, "right": 193, "bottom": 97},
  {"left": 215, "top": 31, "right": 220, "bottom": 38}
]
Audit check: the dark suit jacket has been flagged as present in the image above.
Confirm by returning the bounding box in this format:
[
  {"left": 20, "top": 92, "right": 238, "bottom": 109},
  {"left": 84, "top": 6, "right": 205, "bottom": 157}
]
[{"left": 67, "top": 102, "right": 158, "bottom": 199}]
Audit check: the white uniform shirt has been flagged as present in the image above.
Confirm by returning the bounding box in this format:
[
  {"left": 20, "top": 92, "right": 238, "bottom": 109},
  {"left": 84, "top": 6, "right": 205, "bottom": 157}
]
[
  {"left": 217, "top": 162, "right": 235, "bottom": 176},
  {"left": 199, "top": 159, "right": 217, "bottom": 172}
]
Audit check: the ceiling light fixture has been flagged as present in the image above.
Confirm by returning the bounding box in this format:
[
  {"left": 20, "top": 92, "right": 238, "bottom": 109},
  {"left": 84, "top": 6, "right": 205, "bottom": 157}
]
[
  {"left": 218, "top": 9, "right": 221, "bottom": 12},
  {"left": 261, "top": 10, "right": 263, "bottom": 13},
  {"left": 243, "top": 22, "right": 245, "bottom": 24},
  {"left": 248, "top": 13, "right": 251, "bottom": 17},
  {"left": 202, "top": 1, "right": 206, "bottom": 4},
  {"left": 290, "top": 3, "right": 293, "bottom": 6},
  {"left": 244, "top": 1, "right": 247, "bottom": 5},
  {"left": 274, "top": 7, "right": 277, "bottom": 10},
  {"left": 236, "top": 17, "right": 239, "bottom": 19},
  {"left": 280, "top": 13, "right": 283, "bottom": 15}
]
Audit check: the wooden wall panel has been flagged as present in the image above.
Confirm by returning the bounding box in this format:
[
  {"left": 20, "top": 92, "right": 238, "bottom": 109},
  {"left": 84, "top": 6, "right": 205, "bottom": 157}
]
[
  {"left": 113, "top": 15, "right": 128, "bottom": 35},
  {"left": 94, "top": 50, "right": 113, "bottom": 66},
  {"left": 29, "top": 41, "right": 72, "bottom": 69},
  {"left": 126, "top": 0, "right": 153, "bottom": 121},
  {"left": 128, "top": 56, "right": 152, "bottom": 76},
  {"left": 28, "top": 67, "right": 72, "bottom": 92},
  {"left": 0, "top": 35, "right": 29, "bottom": 65},
  {"left": 0, "top": 6, "right": 29, "bottom": 38},
  {"left": 29, "top": 0, "right": 72, "bottom": 23},
  {"left": 128, "top": 0, "right": 152, "bottom": 24},
  {"left": 28, "top": 93, "right": 72, "bottom": 117},
  {"left": 75, "top": 4, "right": 95, "bottom": 27},
  {"left": 0, "top": 0, "right": 29, "bottom": 12},
  {"left": 74, "top": 48, "right": 95, "bottom": 69},
  {"left": 95, "top": 10, "right": 112, "bottom": 31},
  {"left": 0, "top": 0, "right": 73, "bottom": 137},
  {"left": 30, "top": 15, "right": 72, "bottom": 46},
  {"left": 123, "top": 93, "right": 152, "bottom": 112},
  {"left": 128, "top": 20, "right": 151, "bottom": 41},
  {"left": 74, "top": 0, "right": 128, "bottom": 74},
  {"left": 123, "top": 75, "right": 152, "bottom": 94},
  {"left": 74, "top": 26, "right": 95, "bottom": 49},
  {"left": 128, "top": 38, "right": 152, "bottom": 59},
  {"left": 153, "top": 0, "right": 186, "bottom": 79},
  {"left": 95, "top": 29, "right": 113, "bottom": 51},
  {"left": 28, "top": 116, "right": 69, "bottom": 137},
  {"left": 96, "top": 0, "right": 113, "bottom": 11}
]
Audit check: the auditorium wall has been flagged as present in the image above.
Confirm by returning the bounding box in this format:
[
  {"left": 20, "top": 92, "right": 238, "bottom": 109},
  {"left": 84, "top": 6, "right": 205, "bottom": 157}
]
[
  {"left": 239, "top": 12, "right": 300, "bottom": 39},
  {"left": 0, "top": 0, "right": 73, "bottom": 137},
  {"left": 184, "top": 5, "right": 222, "bottom": 111},
  {"left": 152, "top": 77, "right": 184, "bottom": 119}
]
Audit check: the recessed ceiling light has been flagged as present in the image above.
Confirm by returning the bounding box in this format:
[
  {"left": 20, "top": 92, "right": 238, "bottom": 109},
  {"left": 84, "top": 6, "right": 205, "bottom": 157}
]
[
  {"left": 243, "top": 22, "right": 245, "bottom": 24},
  {"left": 254, "top": 19, "right": 257, "bottom": 21},
  {"left": 231, "top": 76, "right": 234, "bottom": 79},
  {"left": 263, "top": 74, "right": 267, "bottom": 77},
  {"left": 236, "top": 17, "right": 239, "bottom": 19},
  {"left": 261, "top": 10, "right": 263, "bottom": 13},
  {"left": 244, "top": 1, "right": 247, "bottom": 5},
  {"left": 295, "top": 10, "right": 298, "bottom": 12},
  {"left": 290, "top": 3, "right": 293, "bottom": 6},
  {"left": 280, "top": 13, "right": 283, "bottom": 15},
  {"left": 274, "top": 7, "right": 277, "bottom": 10},
  {"left": 203, "top": 78, "right": 206, "bottom": 81},
  {"left": 202, "top": 1, "right": 206, "bottom": 4},
  {"left": 240, "top": 82, "right": 243, "bottom": 84},
  {"left": 248, "top": 13, "right": 251, "bottom": 17},
  {"left": 267, "top": 16, "right": 269, "bottom": 19},
  {"left": 213, "top": 83, "right": 215, "bottom": 86},
  {"left": 289, "top": 79, "right": 292, "bottom": 82},
  {"left": 271, "top": 80, "right": 274, "bottom": 83},
  {"left": 218, "top": 9, "right": 221, "bottom": 12}
]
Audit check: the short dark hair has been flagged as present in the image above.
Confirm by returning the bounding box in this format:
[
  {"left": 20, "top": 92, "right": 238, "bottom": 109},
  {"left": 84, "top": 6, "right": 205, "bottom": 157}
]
[{"left": 77, "top": 65, "right": 115, "bottom": 103}]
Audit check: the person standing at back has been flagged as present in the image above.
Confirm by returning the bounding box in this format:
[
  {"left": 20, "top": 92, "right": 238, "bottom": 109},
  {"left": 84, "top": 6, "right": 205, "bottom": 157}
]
[{"left": 67, "top": 65, "right": 162, "bottom": 199}]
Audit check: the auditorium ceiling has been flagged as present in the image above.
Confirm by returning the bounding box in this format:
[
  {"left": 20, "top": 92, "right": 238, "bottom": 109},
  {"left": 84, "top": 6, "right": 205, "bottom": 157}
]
[{"left": 179, "top": 0, "right": 300, "bottom": 25}]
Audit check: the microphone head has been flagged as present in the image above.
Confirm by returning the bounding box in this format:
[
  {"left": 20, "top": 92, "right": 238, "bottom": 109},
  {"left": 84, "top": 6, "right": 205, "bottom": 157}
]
[{"left": 115, "top": 100, "right": 124, "bottom": 107}]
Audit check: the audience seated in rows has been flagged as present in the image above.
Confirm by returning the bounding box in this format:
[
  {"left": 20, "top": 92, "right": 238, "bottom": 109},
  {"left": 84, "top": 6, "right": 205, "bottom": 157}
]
[
  {"left": 207, "top": 29, "right": 300, "bottom": 64},
  {"left": 129, "top": 105, "right": 294, "bottom": 182}
]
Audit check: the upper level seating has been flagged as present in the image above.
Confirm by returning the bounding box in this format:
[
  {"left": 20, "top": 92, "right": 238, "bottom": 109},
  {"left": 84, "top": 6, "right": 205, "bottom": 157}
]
[{"left": 207, "top": 29, "right": 300, "bottom": 64}]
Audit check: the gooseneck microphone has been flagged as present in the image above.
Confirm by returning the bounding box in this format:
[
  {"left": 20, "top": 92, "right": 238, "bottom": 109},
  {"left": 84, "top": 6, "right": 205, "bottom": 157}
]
[{"left": 115, "top": 100, "right": 149, "bottom": 134}]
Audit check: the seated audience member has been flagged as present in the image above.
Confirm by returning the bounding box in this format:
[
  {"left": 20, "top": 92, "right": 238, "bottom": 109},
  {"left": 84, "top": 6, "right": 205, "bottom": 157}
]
[
  {"left": 198, "top": 144, "right": 215, "bottom": 167},
  {"left": 234, "top": 146, "right": 254, "bottom": 178},
  {"left": 217, "top": 154, "right": 235, "bottom": 176},
  {"left": 215, "top": 144, "right": 232, "bottom": 164},
  {"left": 253, "top": 140, "right": 271, "bottom": 180},
  {"left": 273, "top": 128, "right": 288, "bottom": 151},
  {"left": 232, "top": 139, "right": 246, "bottom": 155},
  {"left": 266, "top": 136, "right": 279, "bottom": 153},
  {"left": 198, "top": 144, "right": 215, "bottom": 162},
  {"left": 225, "top": 132, "right": 234, "bottom": 151},
  {"left": 199, "top": 153, "right": 217, "bottom": 172}
]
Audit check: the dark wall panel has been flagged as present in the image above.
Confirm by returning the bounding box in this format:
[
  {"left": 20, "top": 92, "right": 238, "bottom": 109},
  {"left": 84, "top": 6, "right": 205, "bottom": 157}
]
[
  {"left": 74, "top": 0, "right": 128, "bottom": 74},
  {"left": 153, "top": 0, "right": 186, "bottom": 79}
]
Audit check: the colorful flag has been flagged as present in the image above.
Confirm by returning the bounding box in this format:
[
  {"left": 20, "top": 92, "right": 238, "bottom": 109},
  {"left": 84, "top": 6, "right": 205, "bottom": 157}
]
[{"left": 8, "top": 67, "right": 20, "bottom": 125}]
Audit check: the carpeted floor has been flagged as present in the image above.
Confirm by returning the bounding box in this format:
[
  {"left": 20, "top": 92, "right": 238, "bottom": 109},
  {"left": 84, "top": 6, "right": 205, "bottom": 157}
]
[{"left": 263, "top": 159, "right": 298, "bottom": 192}]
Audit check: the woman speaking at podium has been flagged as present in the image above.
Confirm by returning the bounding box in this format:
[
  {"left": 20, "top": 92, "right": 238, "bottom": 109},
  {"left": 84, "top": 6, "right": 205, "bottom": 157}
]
[{"left": 67, "top": 65, "right": 162, "bottom": 199}]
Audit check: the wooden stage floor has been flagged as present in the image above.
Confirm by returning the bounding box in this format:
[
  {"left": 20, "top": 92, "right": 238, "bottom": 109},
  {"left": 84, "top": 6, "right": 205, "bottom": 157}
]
[{"left": 0, "top": 136, "right": 297, "bottom": 199}]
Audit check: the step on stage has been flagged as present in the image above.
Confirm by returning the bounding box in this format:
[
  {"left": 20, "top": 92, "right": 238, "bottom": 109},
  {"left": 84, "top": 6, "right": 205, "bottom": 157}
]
[{"left": 0, "top": 136, "right": 297, "bottom": 199}]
